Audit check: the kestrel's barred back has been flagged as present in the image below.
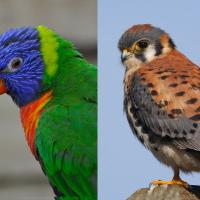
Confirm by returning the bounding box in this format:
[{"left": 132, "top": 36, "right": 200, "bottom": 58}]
[{"left": 118, "top": 24, "right": 200, "bottom": 187}]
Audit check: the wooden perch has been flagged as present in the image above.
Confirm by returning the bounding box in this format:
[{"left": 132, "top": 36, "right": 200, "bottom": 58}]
[{"left": 127, "top": 185, "right": 200, "bottom": 200}]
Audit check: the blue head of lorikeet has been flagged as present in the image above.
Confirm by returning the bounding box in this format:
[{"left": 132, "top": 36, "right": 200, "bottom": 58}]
[{"left": 0, "top": 27, "right": 44, "bottom": 107}]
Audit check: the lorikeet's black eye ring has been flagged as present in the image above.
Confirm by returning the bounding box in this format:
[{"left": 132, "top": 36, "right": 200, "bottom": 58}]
[
  {"left": 9, "top": 57, "right": 23, "bottom": 69},
  {"left": 7, "top": 57, "right": 23, "bottom": 72}
]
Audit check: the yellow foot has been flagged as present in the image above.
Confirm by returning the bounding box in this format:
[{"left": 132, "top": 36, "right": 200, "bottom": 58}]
[{"left": 151, "top": 179, "right": 189, "bottom": 189}]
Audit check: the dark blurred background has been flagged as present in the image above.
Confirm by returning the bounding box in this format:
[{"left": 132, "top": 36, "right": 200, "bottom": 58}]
[{"left": 0, "top": 0, "right": 96, "bottom": 199}]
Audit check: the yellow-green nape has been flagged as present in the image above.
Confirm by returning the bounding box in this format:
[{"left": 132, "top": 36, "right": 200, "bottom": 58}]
[{"left": 37, "top": 25, "right": 58, "bottom": 79}]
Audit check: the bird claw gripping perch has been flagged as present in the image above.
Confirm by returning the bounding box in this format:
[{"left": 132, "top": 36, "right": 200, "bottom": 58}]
[{"left": 150, "top": 179, "right": 190, "bottom": 189}]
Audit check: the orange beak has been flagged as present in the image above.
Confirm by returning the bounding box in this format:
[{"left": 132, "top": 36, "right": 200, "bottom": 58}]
[{"left": 0, "top": 80, "right": 7, "bottom": 94}]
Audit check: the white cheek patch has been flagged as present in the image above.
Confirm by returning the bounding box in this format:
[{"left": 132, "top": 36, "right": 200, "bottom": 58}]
[{"left": 144, "top": 45, "right": 156, "bottom": 62}]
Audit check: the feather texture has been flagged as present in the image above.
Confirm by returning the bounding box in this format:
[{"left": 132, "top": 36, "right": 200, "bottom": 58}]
[
  {"left": 0, "top": 26, "right": 97, "bottom": 200},
  {"left": 125, "top": 50, "right": 200, "bottom": 151}
]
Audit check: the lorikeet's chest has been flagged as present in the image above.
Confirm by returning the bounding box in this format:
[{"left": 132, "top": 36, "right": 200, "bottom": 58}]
[{"left": 20, "top": 91, "right": 52, "bottom": 156}]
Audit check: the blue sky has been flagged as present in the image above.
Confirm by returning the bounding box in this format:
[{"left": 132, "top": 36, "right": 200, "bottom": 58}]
[{"left": 98, "top": 1, "right": 200, "bottom": 199}]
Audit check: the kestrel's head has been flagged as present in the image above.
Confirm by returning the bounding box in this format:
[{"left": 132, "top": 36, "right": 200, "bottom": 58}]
[{"left": 118, "top": 24, "right": 176, "bottom": 69}]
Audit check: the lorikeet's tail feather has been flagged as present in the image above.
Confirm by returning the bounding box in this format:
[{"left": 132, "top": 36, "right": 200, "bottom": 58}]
[{"left": 52, "top": 173, "right": 97, "bottom": 200}]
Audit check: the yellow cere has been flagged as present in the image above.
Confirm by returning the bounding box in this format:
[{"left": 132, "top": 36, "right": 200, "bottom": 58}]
[{"left": 37, "top": 25, "right": 58, "bottom": 78}]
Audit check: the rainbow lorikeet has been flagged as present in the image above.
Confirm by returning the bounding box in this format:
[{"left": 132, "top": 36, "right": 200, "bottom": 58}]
[{"left": 0, "top": 26, "right": 97, "bottom": 200}]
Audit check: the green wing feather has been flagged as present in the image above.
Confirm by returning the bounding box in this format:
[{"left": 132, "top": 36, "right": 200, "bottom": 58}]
[
  {"left": 36, "top": 103, "right": 97, "bottom": 200},
  {"left": 35, "top": 30, "right": 97, "bottom": 200}
]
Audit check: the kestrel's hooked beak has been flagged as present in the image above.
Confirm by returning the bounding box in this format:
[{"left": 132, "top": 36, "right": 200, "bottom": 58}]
[
  {"left": 0, "top": 80, "right": 7, "bottom": 94},
  {"left": 121, "top": 49, "right": 132, "bottom": 63}
]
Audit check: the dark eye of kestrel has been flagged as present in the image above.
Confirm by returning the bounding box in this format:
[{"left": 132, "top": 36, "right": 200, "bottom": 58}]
[{"left": 118, "top": 24, "right": 200, "bottom": 188}]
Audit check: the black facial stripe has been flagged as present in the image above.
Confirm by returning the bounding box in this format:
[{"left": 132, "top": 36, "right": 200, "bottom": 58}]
[
  {"left": 168, "top": 38, "right": 176, "bottom": 49},
  {"left": 135, "top": 53, "right": 146, "bottom": 62},
  {"left": 155, "top": 41, "right": 163, "bottom": 56}
]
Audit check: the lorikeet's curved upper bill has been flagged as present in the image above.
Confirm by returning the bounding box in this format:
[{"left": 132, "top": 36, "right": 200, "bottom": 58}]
[{"left": 0, "top": 26, "right": 97, "bottom": 200}]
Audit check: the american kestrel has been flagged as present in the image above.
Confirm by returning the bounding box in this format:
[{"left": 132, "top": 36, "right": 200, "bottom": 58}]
[{"left": 118, "top": 24, "right": 200, "bottom": 188}]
